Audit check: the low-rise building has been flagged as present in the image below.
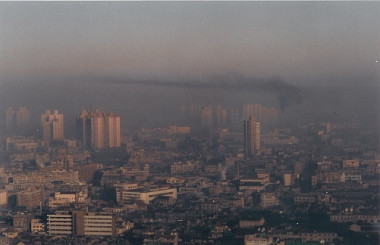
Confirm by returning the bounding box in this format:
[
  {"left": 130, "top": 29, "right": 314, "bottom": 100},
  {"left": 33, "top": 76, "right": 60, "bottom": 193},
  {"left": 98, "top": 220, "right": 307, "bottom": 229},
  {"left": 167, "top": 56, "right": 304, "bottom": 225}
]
[
  {"left": 118, "top": 187, "right": 177, "bottom": 204},
  {"left": 239, "top": 218, "right": 265, "bottom": 228},
  {"left": 260, "top": 193, "right": 279, "bottom": 208},
  {"left": 245, "top": 234, "right": 272, "bottom": 245},
  {"left": 47, "top": 211, "right": 72, "bottom": 236},
  {"left": 47, "top": 211, "right": 116, "bottom": 236},
  {"left": 31, "top": 219, "right": 45, "bottom": 233},
  {"left": 330, "top": 214, "right": 380, "bottom": 223}
]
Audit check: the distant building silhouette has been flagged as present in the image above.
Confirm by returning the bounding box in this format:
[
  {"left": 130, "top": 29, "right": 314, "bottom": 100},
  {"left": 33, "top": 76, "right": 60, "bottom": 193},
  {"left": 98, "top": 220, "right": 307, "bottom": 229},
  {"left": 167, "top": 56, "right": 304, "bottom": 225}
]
[
  {"left": 5, "top": 107, "right": 15, "bottom": 132},
  {"left": 215, "top": 105, "right": 227, "bottom": 128},
  {"left": 16, "top": 107, "right": 30, "bottom": 130},
  {"left": 4, "top": 107, "right": 30, "bottom": 134},
  {"left": 201, "top": 105, "right": 214, "bottom": 129},
  {"left": 243, "top": 104, "right": 277, "bottom": 122}
]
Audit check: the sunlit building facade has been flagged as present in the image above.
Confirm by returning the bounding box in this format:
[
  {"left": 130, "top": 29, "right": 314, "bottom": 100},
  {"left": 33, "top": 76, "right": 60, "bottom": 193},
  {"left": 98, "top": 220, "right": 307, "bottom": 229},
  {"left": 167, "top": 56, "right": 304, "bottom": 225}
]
[
  {"left": 76, "top": 109, "right": 120, "bottom": 150},
  {"left": 41, "top": 109, "right": 64, "bottom": 144}
]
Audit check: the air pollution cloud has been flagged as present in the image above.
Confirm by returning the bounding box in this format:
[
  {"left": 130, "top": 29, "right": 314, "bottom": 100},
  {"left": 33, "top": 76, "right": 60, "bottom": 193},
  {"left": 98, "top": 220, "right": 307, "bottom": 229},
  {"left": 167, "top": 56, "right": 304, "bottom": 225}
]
[{"left": 93, "top": 73, "right": 304, "bottom": 112}]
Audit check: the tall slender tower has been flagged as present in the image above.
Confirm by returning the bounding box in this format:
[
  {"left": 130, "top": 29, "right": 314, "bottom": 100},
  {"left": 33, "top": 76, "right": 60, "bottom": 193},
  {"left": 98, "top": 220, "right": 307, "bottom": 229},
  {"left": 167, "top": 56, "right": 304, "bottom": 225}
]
[
  {"left": 105, "top": 113, "right": 121, "bottom": 148},
  {"left": 243, "top": 116, "right": 260, "bottom": 158},
  {"left": 91, "top": 112, "right": 106, "bottom": 150},
  {"left": 76, "top": 109, "right": 92, "bottom": 149}
]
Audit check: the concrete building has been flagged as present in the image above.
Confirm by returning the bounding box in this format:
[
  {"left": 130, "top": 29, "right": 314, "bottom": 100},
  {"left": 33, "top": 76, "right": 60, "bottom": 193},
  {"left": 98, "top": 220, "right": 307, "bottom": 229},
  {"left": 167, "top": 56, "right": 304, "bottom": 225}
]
[
  {"left": 41, "top": 110, "right": 64, "bottom": 144},
  {"left": 13, "top": 213, "right": 32, "bottom": 232},
  {"left": 31, "top": 219, "right": 45, "bottom": 233},
  {"left": 47, "top": 211, "right": 73, "bottom": 236},
  {"left": 76, "top": 109, "right": 120, "bottom": 150},
  {"left": 260, "top": 193, "right": 280, "bottom": 208},
  {"left": 16, "top": 188, "right": 43, "bottom": 209},
  {"left": 330, "top": 214, "right": 380, "bottom": 223},
  {"left": 283, "top": 173, "right": 296, "bottom": 187},
  {"left": 239, "top": 218, "right": 265, "bottom": 228},
  {"left": 48, "top": 189, "right": 88, "bottom": 209},
  {"left": 244, "top": 235, "right": 272, "bottom": 245},
  {"left": 84, "top": 213, "right": 116, "bottom": 236},
  {"left": 116, "top": 183, "right": 139, "bottom": 203},
  {"left": 243, "top": 116, "right": 260, "bottom": 157},
  {"left": 171, "top": 161, "right": 196, "bottom": 174},
  {"left": 48, "top": 211, "right": 116, "bottom": 236},
  {"left": 74, "top": 163, "right": 103, "bottom": 183},
  {"left": 105, "top": 114, "right": 121, "bottom": 148},
  {"left": 5, "top": 136, "right": 38, "bottom": 152},
  {"left": 118, "top": 187, "right": 177, "bottom": 204}
]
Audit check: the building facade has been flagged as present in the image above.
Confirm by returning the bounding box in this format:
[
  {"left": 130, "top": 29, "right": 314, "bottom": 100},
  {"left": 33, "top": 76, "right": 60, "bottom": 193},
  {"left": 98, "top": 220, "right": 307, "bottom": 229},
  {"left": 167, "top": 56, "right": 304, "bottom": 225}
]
[
  {"left": 48, "top": 211, "right": 116, "bottom": 236},
  {"left": 76, "top": 109, "right": 121, "bottom": 150},
  {"left": 41, "top": 110, "right": 64, "bottom": 144},
  {"left": 243, "top": 116, "right": 260, "bottom": 157}
]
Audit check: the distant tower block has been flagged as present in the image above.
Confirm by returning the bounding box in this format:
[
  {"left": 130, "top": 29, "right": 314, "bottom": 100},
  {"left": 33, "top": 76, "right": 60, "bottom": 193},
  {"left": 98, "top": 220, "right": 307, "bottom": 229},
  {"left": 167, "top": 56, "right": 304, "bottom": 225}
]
[
  {"left": 41, "top": 110, "right": 64, "bottom": 144},
  {"left": 201, "top": 105, "right": 214, "bottom": 129},
  {"left": 215, "top": 105, "right": 227, "bottom": 128},
  {"left": 5, "top": 107, "right": 15, "bottom": 132},
  {"left": 16, "top": 107, "right": 30, "bottom": 130},
  {"left": 76, "top": 109, "right": 120, "bottom": 150},
  {"left": 243, "top": 116, "right": 260, "bottom": 158}
]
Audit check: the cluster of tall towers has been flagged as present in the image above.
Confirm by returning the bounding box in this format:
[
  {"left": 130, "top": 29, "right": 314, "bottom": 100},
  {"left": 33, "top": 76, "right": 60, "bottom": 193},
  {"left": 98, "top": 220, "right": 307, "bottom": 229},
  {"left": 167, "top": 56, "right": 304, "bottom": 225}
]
[
  {"left": 76, "top": 109, "right": 121, "bottom": 150},
  {"left": 179, "top": 103, "right": 276, "bottom": 132},
  {"left": 5, "top": 107, "right": 30, "bottom": 133},
  {"left": 33, "top": 108, "right": 121, "bottom": 150},
  {"left": 200, "top": 105, "right": 228, "bottom": 129}
]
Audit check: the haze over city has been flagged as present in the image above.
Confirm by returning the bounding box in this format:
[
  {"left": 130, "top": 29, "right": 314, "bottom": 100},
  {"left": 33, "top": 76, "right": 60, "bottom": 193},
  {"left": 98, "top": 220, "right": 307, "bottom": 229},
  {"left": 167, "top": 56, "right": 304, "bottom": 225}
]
[
  {"left": 1, "top": 2, "right": 379, "bottom": 132},
  {"left": 0, "top": 2, "right": 379, "bottom": 244}
]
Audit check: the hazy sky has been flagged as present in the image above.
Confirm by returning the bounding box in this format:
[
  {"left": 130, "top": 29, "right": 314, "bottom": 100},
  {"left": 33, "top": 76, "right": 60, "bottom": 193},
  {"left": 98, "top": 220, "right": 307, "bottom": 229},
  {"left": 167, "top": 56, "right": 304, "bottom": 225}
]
[{"left": 1, "top": 2, "right": 379, "bottom": 86}]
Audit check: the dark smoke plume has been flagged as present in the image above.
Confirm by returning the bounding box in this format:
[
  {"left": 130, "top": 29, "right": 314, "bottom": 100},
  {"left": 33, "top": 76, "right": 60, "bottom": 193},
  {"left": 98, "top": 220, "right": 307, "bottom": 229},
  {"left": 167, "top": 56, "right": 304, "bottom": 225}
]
[{"left": 92, "top": 73, "right": 304, "bottom": 112}]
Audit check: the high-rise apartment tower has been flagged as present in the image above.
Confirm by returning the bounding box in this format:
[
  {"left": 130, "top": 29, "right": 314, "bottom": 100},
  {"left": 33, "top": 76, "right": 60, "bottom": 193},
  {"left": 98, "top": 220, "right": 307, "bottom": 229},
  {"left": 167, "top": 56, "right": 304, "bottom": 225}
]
[
  {"left": 243, "top": 116, "right": 260, "bottom": 157},
  {"left": 41, "top": 110, "right": 64, "bottom": 143},
  {"left": 76, "top": 109, "right": 120, "bottom": 150}
]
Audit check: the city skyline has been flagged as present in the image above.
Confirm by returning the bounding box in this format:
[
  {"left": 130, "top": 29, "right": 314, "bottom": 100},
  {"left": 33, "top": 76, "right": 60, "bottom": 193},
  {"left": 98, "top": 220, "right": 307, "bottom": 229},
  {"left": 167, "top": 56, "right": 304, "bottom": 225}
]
[{"left": 0, "top": 3, "right": 379, "bottom": 243}]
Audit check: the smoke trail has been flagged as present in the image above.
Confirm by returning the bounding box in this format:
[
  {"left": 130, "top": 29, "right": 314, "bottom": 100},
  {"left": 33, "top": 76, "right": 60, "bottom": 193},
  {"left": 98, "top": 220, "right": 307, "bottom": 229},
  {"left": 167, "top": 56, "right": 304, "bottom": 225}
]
[{"left": 91, "top": 74, "right": 304, "bottom": 112}]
